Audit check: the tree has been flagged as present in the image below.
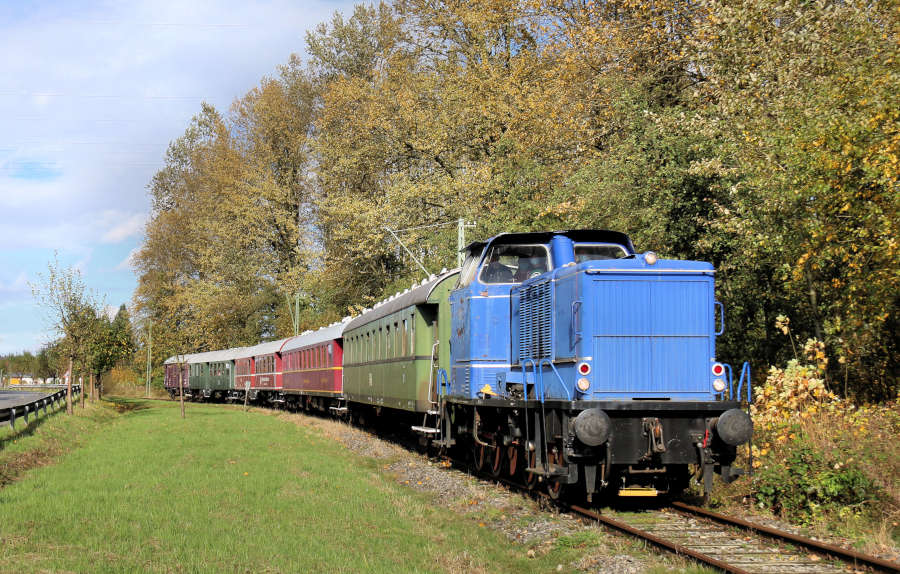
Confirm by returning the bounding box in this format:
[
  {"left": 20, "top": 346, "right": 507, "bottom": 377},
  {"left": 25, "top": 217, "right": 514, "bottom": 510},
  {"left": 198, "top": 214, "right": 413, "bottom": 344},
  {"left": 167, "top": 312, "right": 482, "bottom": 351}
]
[
  {"left": 87, "top": 305, "right": 136, "bottom": 400},
  {"left": 31, "top": 256, "right": 99, "bottom": 414}
]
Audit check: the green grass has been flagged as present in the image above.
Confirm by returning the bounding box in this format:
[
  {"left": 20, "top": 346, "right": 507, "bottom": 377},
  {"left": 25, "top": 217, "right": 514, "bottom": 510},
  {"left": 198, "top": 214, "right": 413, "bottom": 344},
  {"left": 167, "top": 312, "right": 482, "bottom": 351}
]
[{"left": 0, "top": 399, "right": 596, "bottom": 573}]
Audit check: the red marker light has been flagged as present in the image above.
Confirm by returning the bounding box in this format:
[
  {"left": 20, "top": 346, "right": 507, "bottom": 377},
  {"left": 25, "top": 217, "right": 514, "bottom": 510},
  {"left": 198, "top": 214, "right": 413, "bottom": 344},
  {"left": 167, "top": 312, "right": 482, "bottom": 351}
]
[
  {"left": 578, "top": 362, "right": 591, "bottom": 375},
  {"left": 711, "top": 363, "right": 725, "bottom": 377}
]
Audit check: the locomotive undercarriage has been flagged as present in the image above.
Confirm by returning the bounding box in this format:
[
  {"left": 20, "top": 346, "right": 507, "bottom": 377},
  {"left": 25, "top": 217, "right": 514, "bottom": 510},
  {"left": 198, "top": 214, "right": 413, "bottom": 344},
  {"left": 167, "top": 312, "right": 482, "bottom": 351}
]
[{"left": 441, "top": 399, "right": 744, "bottom": 501}]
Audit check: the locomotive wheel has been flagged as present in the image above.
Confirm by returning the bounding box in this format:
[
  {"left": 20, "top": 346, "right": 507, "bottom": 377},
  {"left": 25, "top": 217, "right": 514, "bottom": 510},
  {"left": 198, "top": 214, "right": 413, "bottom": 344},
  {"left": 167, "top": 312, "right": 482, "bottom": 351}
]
[
  {"left": 506, "top": 444, "right": 518, "bottom": 477},
  {"left": 489, "top": 444, "right": 503, "bottom": 478},
  {"left": 547, "top": 450, "right": 564, "bottom": 500},
  {"left": 524, "top": 449, "right": 538, "bottom": 490}
]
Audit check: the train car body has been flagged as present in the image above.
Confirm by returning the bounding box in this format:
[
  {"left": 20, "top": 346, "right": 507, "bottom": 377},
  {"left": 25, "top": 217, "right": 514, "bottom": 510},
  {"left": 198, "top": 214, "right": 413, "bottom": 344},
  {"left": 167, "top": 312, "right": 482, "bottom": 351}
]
[
  {"left": 187, "top": 348, "right": 244, "bottom": 400},
  {"left": 342, "top": 270, "right": 458, "bottom": 416},
  {"left": 234, "top": 354, "right": 254, "bottom": 397},
  {"left": 163, "top": 354, "right": 195, "bottom": 398},
  {"left": 230, "top": 338, "right": 295, "bottom": 403},
  {"left": 281, "top": 322, "right": 347, "bottom": 412}
]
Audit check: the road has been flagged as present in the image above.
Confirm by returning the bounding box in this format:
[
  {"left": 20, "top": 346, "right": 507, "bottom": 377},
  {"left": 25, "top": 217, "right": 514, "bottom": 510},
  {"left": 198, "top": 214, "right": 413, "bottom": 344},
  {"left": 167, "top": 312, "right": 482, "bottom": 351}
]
[{"left": 0, "top": 390, "right": 54, "bottom": 409}]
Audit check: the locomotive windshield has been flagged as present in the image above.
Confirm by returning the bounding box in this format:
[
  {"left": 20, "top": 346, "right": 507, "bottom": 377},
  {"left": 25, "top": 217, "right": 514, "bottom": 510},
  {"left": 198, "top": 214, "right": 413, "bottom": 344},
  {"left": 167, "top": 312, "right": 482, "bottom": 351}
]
[
  {"left": 574, "top": 243, "right": 629, "bottom": 262},
  {"left": 479, "top": 244, "right": 550, "bottom": 284}
]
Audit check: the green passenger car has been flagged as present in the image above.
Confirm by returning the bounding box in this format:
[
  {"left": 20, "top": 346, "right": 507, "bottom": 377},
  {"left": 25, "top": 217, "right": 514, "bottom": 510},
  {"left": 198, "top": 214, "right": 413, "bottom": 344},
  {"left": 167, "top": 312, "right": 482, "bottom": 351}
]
[
  {"left": 187, "top": 348, "right": 243, "bottom": 399},
  {"left": 343, "top": 270, "right": 459, "bottom": 413}
]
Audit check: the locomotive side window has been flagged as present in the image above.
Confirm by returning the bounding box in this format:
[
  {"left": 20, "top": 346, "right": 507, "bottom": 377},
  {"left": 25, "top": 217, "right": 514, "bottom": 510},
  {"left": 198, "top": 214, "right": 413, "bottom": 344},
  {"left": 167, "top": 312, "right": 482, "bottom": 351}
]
[
  {"left": 479, "top": 243, "right": 550, "bottom": 284},
  {"left": 574, "top": 243, "right": 628, "bottom": 262}
]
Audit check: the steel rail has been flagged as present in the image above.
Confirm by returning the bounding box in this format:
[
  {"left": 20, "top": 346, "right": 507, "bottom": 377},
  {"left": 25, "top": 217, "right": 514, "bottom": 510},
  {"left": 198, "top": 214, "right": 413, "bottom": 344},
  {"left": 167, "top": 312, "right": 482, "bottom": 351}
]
[
  {"left": 554, "top": 499, "right": 752, "bottom": 574},
  {"left": 671, "top": 501, "right": 900, "bottom": 573}
]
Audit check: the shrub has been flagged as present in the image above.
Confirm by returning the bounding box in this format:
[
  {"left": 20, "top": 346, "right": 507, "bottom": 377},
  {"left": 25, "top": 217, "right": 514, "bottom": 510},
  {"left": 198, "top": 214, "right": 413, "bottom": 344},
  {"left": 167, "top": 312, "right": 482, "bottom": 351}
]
[{"left": 748, "top": 335, "right": 891, "bottom": 526}]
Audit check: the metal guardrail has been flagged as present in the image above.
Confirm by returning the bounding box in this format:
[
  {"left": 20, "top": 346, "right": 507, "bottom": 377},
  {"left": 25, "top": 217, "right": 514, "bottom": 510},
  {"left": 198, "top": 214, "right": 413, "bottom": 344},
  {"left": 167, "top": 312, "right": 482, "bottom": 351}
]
[
  {"left": 0, "top": 384, "right": 68, "bottom": 390},
  {"left": 0, "top": 385, "right": 81, "bottom": 429}
]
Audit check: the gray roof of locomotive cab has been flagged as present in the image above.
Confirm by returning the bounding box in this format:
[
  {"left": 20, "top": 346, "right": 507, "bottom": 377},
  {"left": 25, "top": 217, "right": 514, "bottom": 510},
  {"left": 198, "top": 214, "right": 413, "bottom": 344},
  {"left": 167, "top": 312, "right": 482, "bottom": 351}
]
[{"left": 461, "top": 230, "right": 635, "bottom": 255}]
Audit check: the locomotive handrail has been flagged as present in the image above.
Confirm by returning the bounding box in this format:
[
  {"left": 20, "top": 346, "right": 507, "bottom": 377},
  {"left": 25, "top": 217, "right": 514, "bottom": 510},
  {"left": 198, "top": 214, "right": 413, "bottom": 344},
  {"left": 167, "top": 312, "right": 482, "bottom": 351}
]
[
  {"left": 570, "top": 300, "right": 583, "bottom": 346},
  {"left": 0, "top": 385, "right": 80, "bottom": 430},
  {"left": 436, "top": 369, "right": 450, "bottom": 398},
  {"left": 723, "top": 363, "right": 734, "bottom": 400},
  {"left": 737, "top": 362, "right": 752, "bottom": 404},
  {"left": 714, "top": 301, "right": 725, "bottom": 336},
  {"left": 537, "top": 359, "right": 571, "bottom": 401}
]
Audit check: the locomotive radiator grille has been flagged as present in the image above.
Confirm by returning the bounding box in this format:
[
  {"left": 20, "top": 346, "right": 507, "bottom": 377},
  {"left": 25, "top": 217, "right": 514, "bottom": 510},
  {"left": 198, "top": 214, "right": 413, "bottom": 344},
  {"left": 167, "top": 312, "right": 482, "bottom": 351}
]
[{"left": 517, "top": 279, "right": 552, "bottom": 362}]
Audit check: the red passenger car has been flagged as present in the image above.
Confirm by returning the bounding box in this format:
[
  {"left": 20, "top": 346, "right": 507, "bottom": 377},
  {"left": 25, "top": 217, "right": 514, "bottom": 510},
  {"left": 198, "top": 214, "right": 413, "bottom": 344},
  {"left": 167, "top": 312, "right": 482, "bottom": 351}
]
[
  {"left": 281, "top": 321, "right": 347, "bottom": 412},
  {"left": 232, "top": 337, "right": 296, "bottom": 403},
  {"left": 163, "top": 354, "right": 194, "bottom": 400}
]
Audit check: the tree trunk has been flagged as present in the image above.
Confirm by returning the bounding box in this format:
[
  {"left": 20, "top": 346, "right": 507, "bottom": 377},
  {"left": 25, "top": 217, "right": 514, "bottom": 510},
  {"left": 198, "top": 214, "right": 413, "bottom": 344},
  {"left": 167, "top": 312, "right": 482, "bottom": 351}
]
[
  {"left": 81, "top": 371, "right": 86, "bottom": 409},
  {"left": 97, "top": 372, "right": 102, "bottom": 401},
  {"left": 90, "top": 371, "right": 95, "bottom": 401},
  {"left": 179, "top": 365, "right": 185, "bottom": 419},
  {"left": 66, "top": 356, "right": 73, "bottom": 415}
]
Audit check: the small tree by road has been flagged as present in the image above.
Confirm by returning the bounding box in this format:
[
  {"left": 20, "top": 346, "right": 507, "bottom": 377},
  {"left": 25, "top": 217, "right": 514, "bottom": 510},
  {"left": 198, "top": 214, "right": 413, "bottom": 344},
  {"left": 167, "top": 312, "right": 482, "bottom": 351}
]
[{"left": 31, "top": 256, "right": 100, "bottom": 414}]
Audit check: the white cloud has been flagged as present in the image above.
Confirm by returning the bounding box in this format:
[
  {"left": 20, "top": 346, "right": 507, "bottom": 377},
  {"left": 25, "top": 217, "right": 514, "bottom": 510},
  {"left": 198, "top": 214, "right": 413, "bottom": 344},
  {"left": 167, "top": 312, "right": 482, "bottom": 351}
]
[
  {"left": 117, "top": 247, "right": 141, "bottom": 271},
  {"left": 102, "top": 212, "right": 148, "bottom": 243},
  {"left": 0, "top": 272, "right": 29, "bottom": 293},
  {"left": 0, "top": 0, "right": 358, "bottom": 354},
  {"left": 73, "top": 250, "right": 93, "bottom": 275}
]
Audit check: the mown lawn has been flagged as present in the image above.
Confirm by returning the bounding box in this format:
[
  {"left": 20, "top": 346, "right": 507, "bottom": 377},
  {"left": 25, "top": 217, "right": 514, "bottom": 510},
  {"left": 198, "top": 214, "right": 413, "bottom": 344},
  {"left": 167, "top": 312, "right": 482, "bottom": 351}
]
[{"left": 0, "top": 399, "right": 579, "bottom": 573}]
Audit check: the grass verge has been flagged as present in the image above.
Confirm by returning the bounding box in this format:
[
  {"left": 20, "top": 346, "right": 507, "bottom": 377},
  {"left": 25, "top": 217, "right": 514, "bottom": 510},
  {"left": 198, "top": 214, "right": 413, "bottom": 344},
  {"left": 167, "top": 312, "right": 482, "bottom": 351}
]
[
  {"left": 1, "top": 399, "right": 606, "bottom": 573},
  {"left": 0, "top": 397, "right": 119, "bottom": 487}
]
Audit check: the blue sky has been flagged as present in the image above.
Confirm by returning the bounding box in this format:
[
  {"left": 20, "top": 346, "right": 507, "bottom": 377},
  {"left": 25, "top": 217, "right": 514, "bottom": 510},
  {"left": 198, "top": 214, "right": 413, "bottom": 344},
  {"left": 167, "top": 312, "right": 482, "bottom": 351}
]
[{"left": 0, "top": 0, "right": 354, "bottom": 355}]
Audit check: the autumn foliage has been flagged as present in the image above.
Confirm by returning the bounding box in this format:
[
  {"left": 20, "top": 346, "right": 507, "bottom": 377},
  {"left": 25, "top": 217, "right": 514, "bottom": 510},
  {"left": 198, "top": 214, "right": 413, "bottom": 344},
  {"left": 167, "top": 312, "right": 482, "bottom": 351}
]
[{"left": 135, "top": 0, "right": 898, "bottom": 400}]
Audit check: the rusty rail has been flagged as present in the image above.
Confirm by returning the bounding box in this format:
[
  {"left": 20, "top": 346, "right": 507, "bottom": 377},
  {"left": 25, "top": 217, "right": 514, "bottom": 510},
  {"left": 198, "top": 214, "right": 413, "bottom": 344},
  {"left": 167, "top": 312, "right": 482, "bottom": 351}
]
[
  {"left": 671, "top": 501, "right": 900, "bottom": 573},
  {"left": 561, "top": 500, "right": 753, "bottom": 574}
]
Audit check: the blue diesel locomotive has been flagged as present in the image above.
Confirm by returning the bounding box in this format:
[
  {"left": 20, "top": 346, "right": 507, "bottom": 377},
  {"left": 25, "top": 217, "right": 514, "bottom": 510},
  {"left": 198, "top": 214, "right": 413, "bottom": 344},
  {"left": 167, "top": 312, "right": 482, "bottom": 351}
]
[{"left": 430, "top": 230, "right": 752, "bottom": 500}]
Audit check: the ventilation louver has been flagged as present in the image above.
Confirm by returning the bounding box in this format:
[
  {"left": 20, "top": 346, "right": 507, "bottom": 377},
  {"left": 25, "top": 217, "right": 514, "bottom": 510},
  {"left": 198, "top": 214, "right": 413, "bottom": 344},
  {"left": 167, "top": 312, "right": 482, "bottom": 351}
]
[{"left": 517, "top": 279, "right": 552, "bottom": 362}]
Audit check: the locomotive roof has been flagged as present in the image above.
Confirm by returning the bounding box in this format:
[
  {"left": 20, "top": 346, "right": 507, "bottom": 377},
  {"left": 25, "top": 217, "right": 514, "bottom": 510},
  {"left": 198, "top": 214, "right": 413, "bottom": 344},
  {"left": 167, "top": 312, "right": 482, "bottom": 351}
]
[
  {"left": 462, "top": 229, "right": 635, "bottom": 254},
  {"left": 281, "top": 320, "right": 349, "bottom": 353},
  {"left": 345, "top": 268, "right": 460, "bottom": 331}
]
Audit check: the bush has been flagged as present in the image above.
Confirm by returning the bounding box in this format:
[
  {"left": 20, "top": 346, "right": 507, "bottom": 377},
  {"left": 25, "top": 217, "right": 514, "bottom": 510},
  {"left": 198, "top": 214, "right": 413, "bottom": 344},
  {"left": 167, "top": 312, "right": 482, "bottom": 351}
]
[
  {"left": 747, "top": 337, "right": 896, "bottom": 530},
  {"left": 753, "top": 429, "right": 877, "bottom": 523}
]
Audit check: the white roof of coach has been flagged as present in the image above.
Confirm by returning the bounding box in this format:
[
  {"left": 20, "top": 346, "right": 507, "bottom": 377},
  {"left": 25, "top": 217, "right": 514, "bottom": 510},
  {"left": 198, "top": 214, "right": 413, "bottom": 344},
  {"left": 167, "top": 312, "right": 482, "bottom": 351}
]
[
  {"left": 240, "top": 336, "right": 296, "bottom": 358},
  {"left": 281, "top": 319, "right": 350, "bottom": 353}
]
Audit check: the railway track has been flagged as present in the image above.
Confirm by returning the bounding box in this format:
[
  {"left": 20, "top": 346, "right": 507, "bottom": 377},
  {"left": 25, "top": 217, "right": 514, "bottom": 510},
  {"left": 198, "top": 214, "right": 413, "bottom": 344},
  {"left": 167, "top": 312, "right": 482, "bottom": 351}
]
[{"left": 559, "top": 498, "right": 899, "bottom": 574}]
